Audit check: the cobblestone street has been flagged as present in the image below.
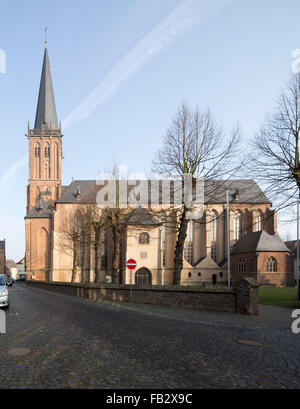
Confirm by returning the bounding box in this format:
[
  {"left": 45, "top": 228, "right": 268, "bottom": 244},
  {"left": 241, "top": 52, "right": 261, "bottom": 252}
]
[{"left": 0, "top": 282, "right": 299, "bottom": 389}]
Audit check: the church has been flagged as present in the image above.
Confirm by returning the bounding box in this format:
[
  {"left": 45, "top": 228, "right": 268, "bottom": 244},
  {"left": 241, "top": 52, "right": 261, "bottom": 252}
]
[{"left": 25, "top": 44, "right": 293, "bottom": 287}]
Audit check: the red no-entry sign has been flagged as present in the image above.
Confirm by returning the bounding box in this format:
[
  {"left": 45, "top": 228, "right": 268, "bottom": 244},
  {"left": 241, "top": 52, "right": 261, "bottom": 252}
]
[{"left": 126, "top": 258, "right": 137, "bottom": 270}]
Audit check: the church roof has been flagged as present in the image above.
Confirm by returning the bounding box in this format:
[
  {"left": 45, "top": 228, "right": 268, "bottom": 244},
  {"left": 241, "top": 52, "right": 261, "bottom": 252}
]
[
  {"left": 26, "top": 198, "right": 53, "bottom": 219},
  {"left": 231, "top": 231, "right": 290, "bottom": 254},
  {"left": 56, "top": 179, "right": 270, "bottom": 205},
  {"left": 125, "top": 207, "right": 160, "bottom": 225},
  {"left": 34, "top": 43, "right": 58, "bottom": 130}
]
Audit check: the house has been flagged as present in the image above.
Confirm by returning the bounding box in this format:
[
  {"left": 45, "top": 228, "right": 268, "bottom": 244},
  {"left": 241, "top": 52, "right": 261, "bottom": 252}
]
[
  {"left": 231, "top": 231, "right": 294, "bottom": 286},
  {"left": 5, "top": 259, "right": 17, "bottom": 280},
  {"left": 0, "top": 240, "right": 5, "bottom": 276}
]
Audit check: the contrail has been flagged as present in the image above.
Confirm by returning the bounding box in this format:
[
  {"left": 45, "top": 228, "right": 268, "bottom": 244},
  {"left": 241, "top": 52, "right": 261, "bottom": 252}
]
[
  {"left": 63, "top": 0, "right": 233, "bottom": 129},
  {"left": 0, "top": 154, "right": 28, "bottom": 206},
  {"left": 0, "top": 0, "right": 232, "bottom": 213}
]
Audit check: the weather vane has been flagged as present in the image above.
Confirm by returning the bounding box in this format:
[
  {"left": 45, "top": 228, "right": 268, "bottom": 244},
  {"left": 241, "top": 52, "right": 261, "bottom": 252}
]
[{"left": 45, "top": 27, "right": 48, "bottom": 47}]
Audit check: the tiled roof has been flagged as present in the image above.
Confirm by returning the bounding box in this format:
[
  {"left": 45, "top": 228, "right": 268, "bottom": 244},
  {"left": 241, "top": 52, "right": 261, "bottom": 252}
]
[
  {"left": 231, "top": 231, "right": 290, "bottom": 254},
  {"left": 125, "top": 207, "right": 161, "bottom": 225},
  {"left": 6, "top": 259, "right": 16, "bottom": 268},
  {"left": 56, "top": 179, "right": 270, "bottom": 206},
  {"left": 26, "top": 198, "right": 53, "bottom": 219}
]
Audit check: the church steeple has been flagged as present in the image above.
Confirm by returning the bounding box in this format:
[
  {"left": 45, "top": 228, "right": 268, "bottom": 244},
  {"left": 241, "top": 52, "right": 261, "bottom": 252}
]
[
  {"left": 26, "top": 43, "right": 63, "bottom": 213},
  {"left": 34, "top": 42, "right": 58, "bottom": 129}
]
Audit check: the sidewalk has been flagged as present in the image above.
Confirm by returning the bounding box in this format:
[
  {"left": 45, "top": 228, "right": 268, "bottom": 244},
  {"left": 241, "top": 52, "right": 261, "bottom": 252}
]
[{"left": 95, "top": 299, "right": 295, "bottom": 331}]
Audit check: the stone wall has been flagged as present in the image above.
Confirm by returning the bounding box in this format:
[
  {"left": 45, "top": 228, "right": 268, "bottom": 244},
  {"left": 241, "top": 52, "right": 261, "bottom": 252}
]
[{"left": 26, "top": 277, "right": 259, "bottom": 315}]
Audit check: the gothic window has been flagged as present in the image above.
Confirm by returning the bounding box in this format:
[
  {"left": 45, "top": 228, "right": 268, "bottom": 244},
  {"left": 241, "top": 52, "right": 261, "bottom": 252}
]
[
  {"left": 101, "top": 231, "right": 107, "bottom": 268},
  {"left": 184, "top": 221, "right": 194, "bottom": 264},
  {"left": 266, "top": 257, "right": 277, "bottom": 272},
  {"left": 238, "top": 259, "right": 246, "bottom": 273},
  {"left": 35, "top": 144, "right": 40, "bottom": 157},
  {"left": 255, "top": 211, "right": 263, "bottom": 232},
  {"left": 45, "top": 144, "right": 50, "bottom": 158},
  {"left": 234, "top": 212, "right": 243, "bottom": 241},
  {"left": 162, "top": 225, "right": 166, "bottom": 266},
  {"left": 210, "top": 211, "right": 217, "bottom": 262},
  {"left": 139, "top": 232, "right": 150, "bottom": 244}
]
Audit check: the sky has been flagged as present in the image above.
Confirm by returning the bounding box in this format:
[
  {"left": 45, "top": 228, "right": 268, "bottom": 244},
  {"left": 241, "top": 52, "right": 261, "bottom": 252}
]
[{"left": 0, "top": 0, "right": 300, "bottom": 260}]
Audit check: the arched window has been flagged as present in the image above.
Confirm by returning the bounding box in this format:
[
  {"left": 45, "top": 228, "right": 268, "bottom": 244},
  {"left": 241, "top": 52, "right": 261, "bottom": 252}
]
[
  {"left": 35, "top": 144, "right": 40, "bottom": 157},
  {"left": 210, "top": 211, "right": 217, "bottom": 262},
  {"left": 255, "top": 211, "right": 262, "bottom": 232},
  {"left": 101, "top": 231, "right": 107, "bottom": 268},
  {"left": 184, "top": 220, "right": 194, "bottom": 264},
  {"left": 45, "top": 144, "right": 50, "bottom": 158},
  {"left": 234, "top": 212, "right": 242, "bottom": 240},
  {"left": 162, "top": 225, "right": 166, "bottom": 266},
  {"left": 238, "top": 259, "right": 246, "bottom": 273},
  {"left": 139, "top": 232, "right": 150, "bottom": 245},
  {"left": 266, "top": 257, "right": 277, "bottom": 272}
]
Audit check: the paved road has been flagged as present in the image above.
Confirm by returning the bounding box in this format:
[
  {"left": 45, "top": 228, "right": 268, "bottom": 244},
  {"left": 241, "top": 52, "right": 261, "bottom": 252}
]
[{"left": 0, "top": 283, "right": 299, "bottom": 389}]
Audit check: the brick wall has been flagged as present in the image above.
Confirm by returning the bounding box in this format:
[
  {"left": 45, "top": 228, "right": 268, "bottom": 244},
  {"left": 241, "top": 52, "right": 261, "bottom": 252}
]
[{"left": 26, "top": 278, "right": 259, "bottom": 315}]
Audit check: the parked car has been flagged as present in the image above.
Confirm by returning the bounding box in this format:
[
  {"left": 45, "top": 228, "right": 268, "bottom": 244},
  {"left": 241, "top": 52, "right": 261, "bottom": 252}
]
[
  {"left": 0, "top": 275, "right": 9, "bottom": 309},
  {"left": 6, "top": 278, "right": 14, "bottom": 287}
]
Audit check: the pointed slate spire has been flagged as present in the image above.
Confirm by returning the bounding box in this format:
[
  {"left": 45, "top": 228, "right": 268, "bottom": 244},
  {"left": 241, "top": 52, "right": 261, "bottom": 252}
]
[{"left": 34, "top": 42, "right": 58, "bottom": 130}]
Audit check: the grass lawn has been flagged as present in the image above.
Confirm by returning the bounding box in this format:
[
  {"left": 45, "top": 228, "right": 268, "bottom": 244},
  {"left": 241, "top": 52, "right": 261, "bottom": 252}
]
[{"left": 259, "top": 286, "right": 298, "bottom": 308}]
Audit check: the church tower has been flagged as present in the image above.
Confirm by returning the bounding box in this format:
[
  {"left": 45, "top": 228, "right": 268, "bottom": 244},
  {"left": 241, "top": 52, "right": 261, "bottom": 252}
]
[{"left": 26, "top": 41, "right": 62, "bottom": 213}]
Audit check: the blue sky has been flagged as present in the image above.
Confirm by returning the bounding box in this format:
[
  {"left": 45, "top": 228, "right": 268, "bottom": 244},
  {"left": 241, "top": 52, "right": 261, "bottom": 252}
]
[{"left": 0, "top": 0, "right": 299, "bottom": 260}]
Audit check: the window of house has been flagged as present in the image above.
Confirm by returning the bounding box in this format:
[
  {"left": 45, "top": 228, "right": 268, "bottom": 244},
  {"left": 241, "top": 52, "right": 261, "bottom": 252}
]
[
  {"left": 188, "top": 272, "right": 192, "bottom": 278},
  {"left": 238, "top": 258, "right": 246, "bottom": 273},
  {"left": 140, "top": 252, "right": 148, "bottom": 259},
  {"left": 220, "top": 272, "right": 223, "bottom": 278},
  {"left": 35, "top": 145, "right": 40, "bottom": 157},
  {"left": 198, "top": 272, "right": 201, "bottom": 277},
  {"left": 139, "top": 232, "right": 150, "bottom": 244},
  {"left": 266, "top": 257, "right": 277, "bottom": 272}
]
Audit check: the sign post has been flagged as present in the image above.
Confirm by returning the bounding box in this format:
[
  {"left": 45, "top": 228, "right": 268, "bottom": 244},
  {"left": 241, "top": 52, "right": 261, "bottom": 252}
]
[{"left": 126, "top": 259, "right": 137, "bottom": 300}]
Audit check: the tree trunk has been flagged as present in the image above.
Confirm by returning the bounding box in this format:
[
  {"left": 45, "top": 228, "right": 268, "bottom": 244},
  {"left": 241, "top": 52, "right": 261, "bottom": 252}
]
[
  {"left": 173, "top": 206, "right": 188, "bottom": 285},
  {"left": 112, "top": 229, "right": 121, "bottom": 284},
  {"left": 118, "top": 239, "right": 123, "bottom": 284},
  {"left": 72, "top": 244, "right": 78, "bottom": 283},
  {"left": 94, "top": 231, "right": 101, "bottom": 283},
  {"left": 81, "top": 239, "right": 86, "bottom": 284}
]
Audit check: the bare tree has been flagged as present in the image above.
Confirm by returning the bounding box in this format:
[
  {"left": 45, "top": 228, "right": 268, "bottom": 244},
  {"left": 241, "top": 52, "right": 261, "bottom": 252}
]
[
  {"left": 98, "top": 164, "right": 128, "bottom": 285},
  {"left": 57, "top": 208, "right": 82, "bottom": 283},
  {"left": 250, "top": 73, "right": 300, "bottom": 212},
  {"left": 84, "top": 205, "right": 105, "bottom": 283},
  {"left": 153, "top": 102, "right": 240, "bottom": 285}
]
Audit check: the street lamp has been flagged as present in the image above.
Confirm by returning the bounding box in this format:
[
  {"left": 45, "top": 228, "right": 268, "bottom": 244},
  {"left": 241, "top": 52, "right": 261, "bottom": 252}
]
[
  {"left": 226, "top": 190, "right": 231, "bottom": 288},
  {"left": 297, "top": 193, "right": 300, "bottom": 306}
]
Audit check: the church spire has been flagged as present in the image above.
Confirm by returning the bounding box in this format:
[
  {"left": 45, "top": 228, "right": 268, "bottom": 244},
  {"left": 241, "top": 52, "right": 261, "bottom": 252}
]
[{"left": 34, "top": 42, "right": 58, "bottom": 130}]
